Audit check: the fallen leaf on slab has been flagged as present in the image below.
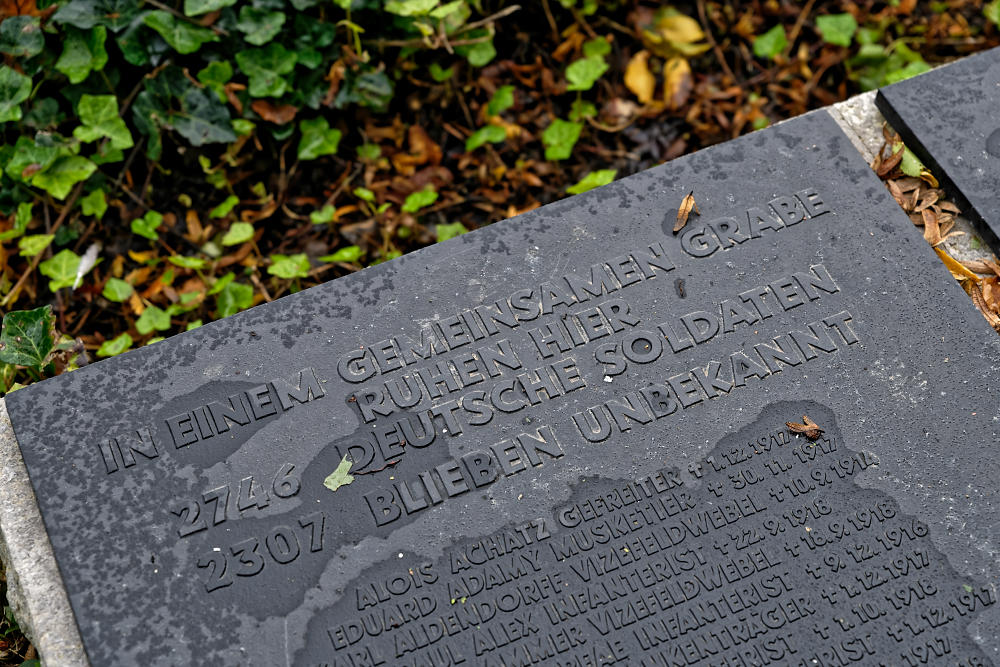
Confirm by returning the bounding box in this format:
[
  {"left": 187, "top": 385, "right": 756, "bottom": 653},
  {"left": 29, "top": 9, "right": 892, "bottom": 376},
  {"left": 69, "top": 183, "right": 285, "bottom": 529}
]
[
  {"left": 673, "top": 191, "right": 699, "bottom": 233},
  {"left": 786, "top": 415, "right": 824, "bottom": 440}
]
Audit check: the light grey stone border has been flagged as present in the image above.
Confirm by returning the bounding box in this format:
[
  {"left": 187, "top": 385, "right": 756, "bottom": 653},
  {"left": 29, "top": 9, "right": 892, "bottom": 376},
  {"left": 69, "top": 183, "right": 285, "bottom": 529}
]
[{"left": 0, "top": 398, "right": 88, "bottom": 666}]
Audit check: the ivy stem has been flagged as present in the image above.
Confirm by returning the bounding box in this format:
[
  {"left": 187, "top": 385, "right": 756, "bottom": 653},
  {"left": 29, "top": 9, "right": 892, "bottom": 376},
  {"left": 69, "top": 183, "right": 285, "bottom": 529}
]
[{"left": 1, "top": 181, "right": 86, "bottom": 308}]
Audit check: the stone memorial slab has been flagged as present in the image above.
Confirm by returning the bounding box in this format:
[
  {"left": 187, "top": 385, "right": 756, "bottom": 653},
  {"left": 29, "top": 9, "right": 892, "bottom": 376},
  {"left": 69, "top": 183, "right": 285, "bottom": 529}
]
[
  {"left": 876, "top": 46, "right": 1000, "bottom": 249},
  {"left": 6, "top": 110, "right": 1000, "bottom": 666}
]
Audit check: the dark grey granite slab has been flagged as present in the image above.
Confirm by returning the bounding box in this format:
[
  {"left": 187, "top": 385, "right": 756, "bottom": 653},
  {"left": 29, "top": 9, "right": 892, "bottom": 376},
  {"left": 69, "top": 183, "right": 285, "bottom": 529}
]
[
  {"left": 7, "top": 110, "right": 1000, "bottom": 666},
  {"left": 876, "top": 46, "right": 1000, "bottom": 250}
]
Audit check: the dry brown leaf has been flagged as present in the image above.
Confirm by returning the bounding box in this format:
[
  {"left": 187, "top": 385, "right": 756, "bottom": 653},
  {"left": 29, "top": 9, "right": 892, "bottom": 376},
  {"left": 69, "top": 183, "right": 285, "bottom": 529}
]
[
  {"left": 625, "top": 50, "right": 656, "bottom": 105},
  {"left": 970, "top": 283, "right": 1000, "bottom": 332},
  {"left": 663, "top": 56, "right": 692, "bottom": 111},
  {"left": 876, "top": 148, "right": 903, "bottom": 178},
  {"left": 391, "top": 125, "right": 443, "bottom": 175},
  {"left": 961, "top": 259, "right": 996, "bottom": 274},
  {"left": 250, "top": 100, "right": 298, "bottom": 125},
  {"left": 895, "top": 177, "right": 923, "bottom": 193},
  {"left": 914, "top": 190, "right": 939, "bottom": 212},
  {"left": 982, "top": 277, "right": 1000, "bottom": 311},
  {"left": 673, "top": 191, "right": 699, "bottom": 234},
  {"left": 786, "top": 415, "right": 824, "bottom": 440},
  {"left": 887, "top": 179, "right": 907, "bottom": 209},
  {"left": 922, "top": 209, "right": 942, "bottom": 245},
  {"left": 184, "top": 209, "right": 204, "bottom": 244},
  {"left": 938, "top": 200, "right": 961, "bottom": 215}
]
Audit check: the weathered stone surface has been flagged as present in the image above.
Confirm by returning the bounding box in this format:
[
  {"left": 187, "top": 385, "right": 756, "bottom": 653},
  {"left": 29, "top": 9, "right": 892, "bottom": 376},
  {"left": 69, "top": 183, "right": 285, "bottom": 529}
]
[
  {"left": 876, "top": 46, "right": 1000, "bottom": 250},
  {"left": 5, "top": 109, "right": 1000, "bottom": 666}
]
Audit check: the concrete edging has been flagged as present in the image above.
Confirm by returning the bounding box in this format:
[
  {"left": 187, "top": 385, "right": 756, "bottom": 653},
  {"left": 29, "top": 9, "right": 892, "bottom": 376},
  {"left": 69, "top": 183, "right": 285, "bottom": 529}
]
[{"left": 0, "top": 398, "right": 88, "bottom": 666}]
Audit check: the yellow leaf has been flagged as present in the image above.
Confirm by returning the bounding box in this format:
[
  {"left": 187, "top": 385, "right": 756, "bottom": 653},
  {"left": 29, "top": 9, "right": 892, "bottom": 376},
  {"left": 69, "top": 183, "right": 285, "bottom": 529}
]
[
  {"left": 625, "top": 50, "right": 656, "bottom": 105},
  {"left": 656, "top": 13, "right": 705, "bottom": 45},
  {"left": 663, "top": 56, "right": 692, "bottom": 110},
  {"left": 934, "top": 247, "right": 980, "bottom": 293}
]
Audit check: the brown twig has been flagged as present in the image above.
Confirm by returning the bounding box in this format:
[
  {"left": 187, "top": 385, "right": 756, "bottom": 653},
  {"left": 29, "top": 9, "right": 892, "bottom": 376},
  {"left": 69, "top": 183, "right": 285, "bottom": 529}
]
[
  {"left": 783, "top": 0, "right": 818, "bottom": 59},
  {"left": 697, "top": 0, "right": 738, "bottom": 84},
  {"left": 541, "top": 0, "right": 560, "bottom": 44},
  {"left": 2, "top": 182, "right": 86, "bottom": 307}
]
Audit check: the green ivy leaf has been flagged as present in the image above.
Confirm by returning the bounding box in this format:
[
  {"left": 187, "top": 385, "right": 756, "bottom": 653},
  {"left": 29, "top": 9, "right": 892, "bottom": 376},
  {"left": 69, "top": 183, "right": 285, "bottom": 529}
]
[
  {"left": 0, "top": 17, "right": 44, "bottom": 58},
  {"left": 55, "top": 26, "right": 108, "bottom": 84},
  {"left": 985, "top": 0, "right": 1000, "bottom": 27},
  {"left": 168, "top": 255, "right": 207, "bottom": 269},
  {"left": 236, "top": 43, "right": 297, "bottom": 97},
  {"left": 322, "top": 455, "right": 354, "bottom": 492},
  {"left": 52, "top": 0, "right": 140, "bottom": 31},
  {"left": 184, "top": 0, "right": 236, "bottom": 16},
  {"left": 582, "top": 37, "right": 610, "bottom": 58},
  {"left": 297, "top": 117, "right": 341, "bottom": 160},
  {"left": 97, "top": 331, "right": 132, "bottom": 357},
  {"left": 541, "top": 118, "right": 582, "bottom": 161},
  {"left": 102, "top": 277, "right": 133, "bottom": 302},
  {"left": 486, "top": 85, "right": 514, "bottom": 116},
  {"left": 465, "top": 124, "right": 505, "bottom": 151},
  {"left": 0, "top": 306, "right": 54, "bottom": 367},
  {"left": 5, "top": 136, "right": 60, "bottom": 182},
  {"left": 429, "top": 62, "right": 454, "bottom": 82},
  {"left": 435, "top": 222, "right": 468, "bottom": 242},
  {"left": 32, "top": 156, "right": 97, "bottom": 200},
  {"left": 39, "top": 248, "right": 82, "bottom": 291},
  {"left": 17, "top": 234, "right": 54, "bottom": 258},
  {"left": 215, "top": 279, "right": 253, "bottom": 317},
  {"left": 136, "top": 304, "right": 171, "bottom": 334},
  {"left": 73, "top": 94, "right": 134, "bottom": 149},
  {"left": 268, "top": 253, "right": 310, "bottom": 279},
  {"left": 210, "top": 194, "right": 239, "bottom": 218},
  {"left": 456, "top": 29, "right": 495, "bottom": 67},
  {"left": 884, "top": 60, "right": 931, "bottom": 85},
  {"left": 385, "top": 0, "right": 438, "bottom": 16},
  {"left": 815, "top": 13, "right": 857, "bottom": 47},
  {"left": 0, "top": 202, "right": 32, "bottom": 241},
  {"left": 197, "top": 60, "right": 233, "bottom": 102},
  {"left": 131, "top": 210, "right": 163, "bottom": 240},
  {"left": 236, "top": 6, "right": 285, "bottom": 45},
  {"left": 309, "top": 205, "right": 336, "bottom": 224},
  {"left": 221, "top": 221, "right": 254, "bottom": 245},
  {"left": 402, "top": 187, "right": 438, "bottom": 213},
  {"left": 320, "top": 245, "right": 363, "bottom": 263},
  {"left": 566, "top": 55, "right": 608, "bottom": 91},
  {"left": 80, "top": 189, "right": 107, "bottom": 219},
  {"left": 900, "top": 146, "right": 926, "bottom": 178},
  {"left": 569, "top": 99, "right": 597, "bottom": 122},
  {"left": 753, "top": 25, "right": 787, "bottom": 60},
  {"left": 0, "top": 65, "right": 31, "bottom": 123},
  {"left": 567, "top": 169, "right": 616, "bottom": 194},
  {"left": 144, "top": 11, "right": 218, "bottom": 54}
]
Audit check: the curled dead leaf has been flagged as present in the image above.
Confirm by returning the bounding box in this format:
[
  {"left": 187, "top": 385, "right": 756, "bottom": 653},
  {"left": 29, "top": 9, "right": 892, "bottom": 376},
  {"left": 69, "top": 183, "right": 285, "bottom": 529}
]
[
  {"left": 673, "top": 191, "right": 699, "bottom": 234},
  {"left": 625, "top": 50, "right": 656, "bottom": 105},
  {"left": 875, "top": 148, "right": 903, "bottom": 178},
  {"left": 786, "top": 415, "right": 824, "bottom": 440},
  {"left": 969, "top": 282, "right": 1000, "bottom": 333}
]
